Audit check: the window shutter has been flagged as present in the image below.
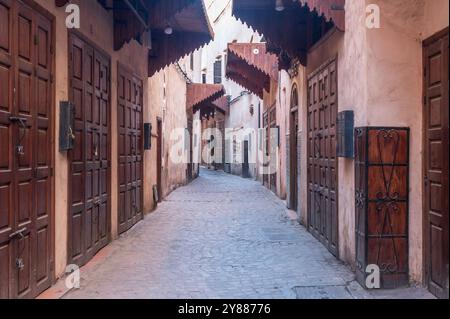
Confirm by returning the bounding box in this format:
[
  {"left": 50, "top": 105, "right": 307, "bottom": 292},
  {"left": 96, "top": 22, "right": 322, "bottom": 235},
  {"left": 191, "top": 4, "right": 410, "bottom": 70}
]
[{"left": 214, "top": 60, "right": 222, "bottom": 84}]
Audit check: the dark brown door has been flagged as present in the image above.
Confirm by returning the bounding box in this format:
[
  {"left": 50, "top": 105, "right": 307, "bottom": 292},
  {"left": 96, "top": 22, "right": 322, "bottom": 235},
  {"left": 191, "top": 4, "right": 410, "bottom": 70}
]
[
  {"left": 307, "top": 58, "right": 338, "bottom": 257},
  {"left": 263, "top": 112, "right": 269, "bottom": 188},
  {"left": 156, "top": 118, "right": 162, "bottom": 202},
  {"left": 0, "top": 0, "right": 54, "bottom": 299},
  {"left": 269, "top": 106, "right": 277, "bottom": 193},
  {"left": 118, "top": 64, "right": 143, "bottom": 234},
  {"left": 290, "top": 109, "right": 299, "bottom": 211},
  {"left": 68, "top": 33, "right": 110, "bottom": 267},
  {"left": 423, "top": 28, "right": 449, "bottom": 299},
  {"left": 187, "top": 119, "right": 193, "bottom": 181}
]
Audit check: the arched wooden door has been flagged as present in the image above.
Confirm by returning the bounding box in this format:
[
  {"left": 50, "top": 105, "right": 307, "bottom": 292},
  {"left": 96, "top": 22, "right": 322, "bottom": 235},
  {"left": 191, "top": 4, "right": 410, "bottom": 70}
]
[{"left": 289, "top": 85, "right": 299, "bottom": 211}]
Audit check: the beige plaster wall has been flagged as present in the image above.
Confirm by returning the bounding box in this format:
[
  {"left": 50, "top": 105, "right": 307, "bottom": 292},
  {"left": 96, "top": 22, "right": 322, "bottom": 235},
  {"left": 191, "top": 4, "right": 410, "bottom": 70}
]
[
  {"left": 148, "top": 64, "right": 189, "bottom": 200},
  {"left": 34, "top": 0, "right": 149, "bottom": 277}
]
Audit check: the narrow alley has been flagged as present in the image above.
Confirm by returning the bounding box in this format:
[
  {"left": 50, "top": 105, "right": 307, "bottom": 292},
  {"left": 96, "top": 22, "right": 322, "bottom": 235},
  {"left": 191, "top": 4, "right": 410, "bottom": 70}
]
[
  {"left": 1, "top": 0, "right": 448, "bottom": 302},
  {"left": 61, "top": 169, "right": 431, "bottom": 299}
]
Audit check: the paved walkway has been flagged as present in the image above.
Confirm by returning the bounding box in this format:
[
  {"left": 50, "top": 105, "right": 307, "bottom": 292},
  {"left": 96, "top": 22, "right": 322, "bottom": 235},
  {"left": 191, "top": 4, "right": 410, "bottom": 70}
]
[{"left": 63, "top": 169, "right": 433, "bottom": 299}]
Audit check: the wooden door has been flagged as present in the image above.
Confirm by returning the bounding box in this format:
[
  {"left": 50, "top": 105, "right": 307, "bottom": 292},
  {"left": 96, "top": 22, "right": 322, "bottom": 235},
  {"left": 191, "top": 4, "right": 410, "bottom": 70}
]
[
  {"left": 307, "top": 58, "right": 338, "bottom": 257},
  {"left": 290, "top": 109, "right": 299, "bottom": 211},
  {"left": 269, "top": 106, "right": 277, "bottom": 193},
  {"left": 68, "top": 33, "right": 110, "bottom": 267},
  {"left": 262, "top": 112, "right": 269, "bottom": 188},
  {"left": 423, "top": 28, "right": 449, "bottom": 299},
  {"left": 118, "top": 64, "right": 143, "bottom": 234},
  {"left": 242, "top": 140, "right": 250, "bottom": 178},
  {"left": 0, "top": 0, "right": 54, "bottom": 299},
  {"left": 187, "top": 119, "right": 194, "bottom": 181},
  {"left": 156, "top": 118, "right": 162, "bottom": 202}
]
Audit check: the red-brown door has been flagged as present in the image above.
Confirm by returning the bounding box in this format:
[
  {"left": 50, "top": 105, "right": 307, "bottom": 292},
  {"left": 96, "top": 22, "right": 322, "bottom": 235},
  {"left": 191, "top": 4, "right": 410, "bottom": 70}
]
[
  {"left": 307, "top": 58, "right": 338, "bottom": 257},
  {"left": 423, "top": 28, "right": 449, "bottom": 299},
  {"left": 0, "top": 0, "right": 54, "bottom": 299},
  {"left": 290, "top": 109, "right": 299, "bottom": 211},
  {"left": 269, "top": 106, "right": 277, "bottom": 193},
  {"left": 118, "top": 64, "right": 143, "bottom": 234},
  {"left": 68, "top": 33, "right": 110, "bottom": 267},
  {"left": 263, "top": 112, "right": 269, "bottom": 188},
  {"left": 156, "top": 118, "right": 162, "bottom": 202}
]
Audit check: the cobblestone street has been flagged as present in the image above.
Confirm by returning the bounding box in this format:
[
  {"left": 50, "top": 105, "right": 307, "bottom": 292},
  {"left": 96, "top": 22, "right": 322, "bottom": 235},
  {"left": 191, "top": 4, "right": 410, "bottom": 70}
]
[{"left": 63, "top": 169, "right": 433, "bottom": 299}]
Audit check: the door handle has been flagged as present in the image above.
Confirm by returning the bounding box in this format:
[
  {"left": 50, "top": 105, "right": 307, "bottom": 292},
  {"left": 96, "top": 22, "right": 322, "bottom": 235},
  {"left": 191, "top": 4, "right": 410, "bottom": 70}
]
[{"left": 9, "top": 227, "right": 27, "bottom": 240}]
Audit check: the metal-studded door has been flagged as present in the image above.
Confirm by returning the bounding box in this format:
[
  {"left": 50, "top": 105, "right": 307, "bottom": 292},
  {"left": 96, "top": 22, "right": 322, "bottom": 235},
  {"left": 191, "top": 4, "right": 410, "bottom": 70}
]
[
  {"left": 0, "top": 0, "right": 54, "bottom": 298},
  {"left": 307, "top": 58, "right": 338, "bottom": 257},
  {"left": 68, "top": 32, "right": 110, "bottom": 267}
]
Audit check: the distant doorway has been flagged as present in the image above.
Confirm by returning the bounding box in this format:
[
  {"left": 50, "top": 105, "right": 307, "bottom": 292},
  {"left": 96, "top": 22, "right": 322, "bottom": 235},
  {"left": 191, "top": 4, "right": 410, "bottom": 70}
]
[
  {"left": 156, "top": 118, "right": 163, "bottom": 202},
  {"left": 289, "top": 85, "right": 299, "bottom": 211},
  {"left": 242, "top": 140, "right": 250, "bottom": 178}
]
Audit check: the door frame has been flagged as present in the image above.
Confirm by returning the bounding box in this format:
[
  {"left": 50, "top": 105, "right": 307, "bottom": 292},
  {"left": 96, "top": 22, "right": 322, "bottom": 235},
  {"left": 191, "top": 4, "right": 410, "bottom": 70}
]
[
  {"left": 67, "top": 30, "right": 112, "bottom": 265},
  {"left": 306, "top": 56, "right": 339, "bottom": 257},
  {"left": 422, "top": 26, "right": 449, "bottom": 298},
  {"left": 117, "top": 62, "right": 144, "bottom": 234}
]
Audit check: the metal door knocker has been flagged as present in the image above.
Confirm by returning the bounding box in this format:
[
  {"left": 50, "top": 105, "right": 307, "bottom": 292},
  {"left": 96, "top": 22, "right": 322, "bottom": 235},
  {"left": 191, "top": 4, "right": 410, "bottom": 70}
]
[
  {"left": 16, "top": 145, "right": 25, "bottom": 156},
  {"left": 16, "top": 258, "right": 25, "bottom": 270}
]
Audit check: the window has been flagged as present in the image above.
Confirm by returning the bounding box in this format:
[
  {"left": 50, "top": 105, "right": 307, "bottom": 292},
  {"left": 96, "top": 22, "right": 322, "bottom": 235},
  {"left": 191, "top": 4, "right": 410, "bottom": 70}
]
[
  {"left": 202, "top": 73, "right": 207, "bottom": 84},
  {"left": 213, "top": 59, "right": 222, "bottom": 84},
  {"left": 190, "top": 53, "right": 194, "bottom": 70}
]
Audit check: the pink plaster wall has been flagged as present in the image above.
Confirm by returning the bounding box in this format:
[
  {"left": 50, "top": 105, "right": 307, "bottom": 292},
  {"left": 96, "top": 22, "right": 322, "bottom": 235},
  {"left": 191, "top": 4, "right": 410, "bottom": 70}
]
[{"left": 297, "top": 0, "right": 448, "bottom": 284}]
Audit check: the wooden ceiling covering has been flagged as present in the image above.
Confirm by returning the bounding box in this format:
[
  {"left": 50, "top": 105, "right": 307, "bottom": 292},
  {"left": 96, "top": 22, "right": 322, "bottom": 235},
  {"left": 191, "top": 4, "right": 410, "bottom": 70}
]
[
  {"left": 148, "top": 0, "right": 214, "bottom": 76},
  {"left": 212, "top": 96, "right": 230, "bottom": 114},
  {"left": 55, "top": 0, "right": 213, "bottom": 77},
  {"left": 232, "top": 0, "right": 343, "bottom": 66},
  {"left": 187, "top": 84, "right": 225, "bottom": 112},
  {"left": 226, "top": 43, "right": 277, "bottom": 98},
  {"left": 299, "top": 0, "right": 345, "bottom": 31},
  {"left": 228, "top": 43, "right": 278, "bottom": 80},
  {"left": 226, "top": 69, "right": 265, "bottom": 99}
]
